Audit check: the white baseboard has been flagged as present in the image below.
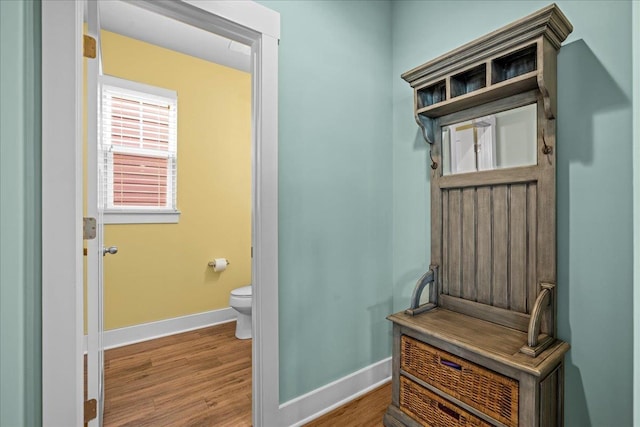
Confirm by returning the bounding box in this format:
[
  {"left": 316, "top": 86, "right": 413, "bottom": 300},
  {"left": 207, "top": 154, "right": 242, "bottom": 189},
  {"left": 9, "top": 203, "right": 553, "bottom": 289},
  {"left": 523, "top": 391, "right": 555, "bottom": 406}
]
[
  {"left": 279, "top": 357, "right": 392, "bottom": 427},
  {"left": 83, "top": 307, "right": 236, "bottom": 352}
]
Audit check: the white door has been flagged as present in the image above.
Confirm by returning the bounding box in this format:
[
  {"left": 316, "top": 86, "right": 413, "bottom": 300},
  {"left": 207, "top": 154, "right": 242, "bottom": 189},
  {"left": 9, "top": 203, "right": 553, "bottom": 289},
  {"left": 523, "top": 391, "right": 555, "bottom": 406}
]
[
  {"left": 450, "top": 121, "right": 478, "bottom": 174},
  {"left": 86, "top": 1, "right": 109, "bottom": 425}
]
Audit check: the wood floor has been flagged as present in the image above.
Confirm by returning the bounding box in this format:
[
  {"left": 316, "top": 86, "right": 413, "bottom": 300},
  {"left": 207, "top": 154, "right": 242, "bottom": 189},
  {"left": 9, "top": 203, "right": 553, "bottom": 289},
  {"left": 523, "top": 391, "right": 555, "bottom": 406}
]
[
  {"left": 101, "top": 321, "right": 391, "bottom": 426},
  {"left": 305, "top": 383, "right": 391, "bottom": 427},
  {"left": 103, "top": 321, "right": 252, "bottom": 427}
]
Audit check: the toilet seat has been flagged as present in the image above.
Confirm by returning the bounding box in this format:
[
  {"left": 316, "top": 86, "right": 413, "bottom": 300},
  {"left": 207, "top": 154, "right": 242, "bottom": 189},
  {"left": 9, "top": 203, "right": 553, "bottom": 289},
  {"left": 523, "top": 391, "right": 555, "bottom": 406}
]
[{"left": 231, "top": 285, "right": 252, "bottom": 297}]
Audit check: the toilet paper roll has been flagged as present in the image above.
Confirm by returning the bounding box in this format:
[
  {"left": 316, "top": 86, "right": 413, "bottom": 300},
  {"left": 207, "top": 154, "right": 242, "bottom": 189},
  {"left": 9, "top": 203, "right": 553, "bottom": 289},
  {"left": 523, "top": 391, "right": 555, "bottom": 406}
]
[{"left": 212, "top": 258, "right": 228, "bottom": 272}]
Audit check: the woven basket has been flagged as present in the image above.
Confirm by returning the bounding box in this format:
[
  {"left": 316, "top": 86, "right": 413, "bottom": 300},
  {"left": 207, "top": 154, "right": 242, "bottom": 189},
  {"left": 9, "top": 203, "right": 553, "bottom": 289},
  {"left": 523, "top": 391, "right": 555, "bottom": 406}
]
[
  {"left": 401, "top": 336, "right": 518, "bottom": 426},
  {"left": 400, "top": 376, "right": 493, "bottom": 427}
]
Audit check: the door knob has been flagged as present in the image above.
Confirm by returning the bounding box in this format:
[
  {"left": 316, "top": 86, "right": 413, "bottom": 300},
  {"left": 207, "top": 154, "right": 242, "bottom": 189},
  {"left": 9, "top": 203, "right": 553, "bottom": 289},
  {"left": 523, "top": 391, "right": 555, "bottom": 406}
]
[{"left": 103, "top": 246, "right": 118, "bottom": 256}]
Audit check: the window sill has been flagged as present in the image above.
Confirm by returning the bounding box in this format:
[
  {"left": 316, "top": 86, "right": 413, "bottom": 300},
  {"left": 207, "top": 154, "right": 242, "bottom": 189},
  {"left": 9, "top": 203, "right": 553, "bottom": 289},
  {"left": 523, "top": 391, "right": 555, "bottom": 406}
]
[{"left": 104, "top": 210, "right": 181, "bottom": 224}]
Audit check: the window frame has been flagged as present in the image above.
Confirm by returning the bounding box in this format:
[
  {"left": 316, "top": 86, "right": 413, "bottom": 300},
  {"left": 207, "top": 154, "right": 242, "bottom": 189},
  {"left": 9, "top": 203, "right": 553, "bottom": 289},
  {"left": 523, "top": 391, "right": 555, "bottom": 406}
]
[{"left": 100, "top": 75, "right": 180, "bottom": 224}]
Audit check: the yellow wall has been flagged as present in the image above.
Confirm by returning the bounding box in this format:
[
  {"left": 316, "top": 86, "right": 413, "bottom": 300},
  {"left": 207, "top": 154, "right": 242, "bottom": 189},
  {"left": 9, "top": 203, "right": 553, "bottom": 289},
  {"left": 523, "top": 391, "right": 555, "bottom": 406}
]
[{"left": 100, "top": 30, "right": 251, "bottom": 330}]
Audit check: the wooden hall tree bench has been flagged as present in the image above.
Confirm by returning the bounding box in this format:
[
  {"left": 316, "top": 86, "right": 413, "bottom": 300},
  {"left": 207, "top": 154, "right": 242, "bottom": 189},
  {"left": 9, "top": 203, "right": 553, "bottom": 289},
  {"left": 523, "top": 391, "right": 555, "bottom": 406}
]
[{"left": 384, "top": 5, "right": 573, "bottom": 427}]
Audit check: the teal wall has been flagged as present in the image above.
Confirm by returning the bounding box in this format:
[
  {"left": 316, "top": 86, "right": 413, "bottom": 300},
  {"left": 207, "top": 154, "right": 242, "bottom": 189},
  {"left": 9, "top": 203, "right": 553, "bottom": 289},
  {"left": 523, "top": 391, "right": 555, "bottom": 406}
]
[
  {"left": 0, "top": 1, "right": 42, "bottom": 426},
  {"left": 392, "top": 1, "right": 633, "bottom": 425},
  {"left": 259, "top": 0, "right": 394, "bottom": 403},
  {"left": 263, "top": 1, "right": 636, "bottom": 416}
]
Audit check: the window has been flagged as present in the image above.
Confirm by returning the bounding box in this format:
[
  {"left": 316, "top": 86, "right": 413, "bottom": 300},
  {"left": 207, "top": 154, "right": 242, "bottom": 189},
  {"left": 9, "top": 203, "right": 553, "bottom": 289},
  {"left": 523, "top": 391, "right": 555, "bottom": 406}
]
[{"left": 100, "top": 75, "right": 179, "bottom": 223}]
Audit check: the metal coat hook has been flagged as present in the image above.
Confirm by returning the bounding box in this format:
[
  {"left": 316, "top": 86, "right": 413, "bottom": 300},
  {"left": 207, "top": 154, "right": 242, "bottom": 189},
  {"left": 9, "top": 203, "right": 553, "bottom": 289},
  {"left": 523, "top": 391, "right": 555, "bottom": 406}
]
[
  {"left": 429, "top": 149, "right": 438, "bottom": 170},
  {"left": 542, "top": 128, "right": 553, "bottom": 155}
]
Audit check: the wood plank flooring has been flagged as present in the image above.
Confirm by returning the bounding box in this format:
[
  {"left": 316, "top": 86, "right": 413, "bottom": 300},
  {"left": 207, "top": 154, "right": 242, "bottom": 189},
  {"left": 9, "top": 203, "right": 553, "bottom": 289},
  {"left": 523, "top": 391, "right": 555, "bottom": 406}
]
[
  {"left": 103, "top": 321, "right": 252, "bottom": 427},
  {"left": 304, "top": 383, "right": 391, "bottom": 427},
  {"left": 101, "top": 321, "right": 391, "bottom": 426}
]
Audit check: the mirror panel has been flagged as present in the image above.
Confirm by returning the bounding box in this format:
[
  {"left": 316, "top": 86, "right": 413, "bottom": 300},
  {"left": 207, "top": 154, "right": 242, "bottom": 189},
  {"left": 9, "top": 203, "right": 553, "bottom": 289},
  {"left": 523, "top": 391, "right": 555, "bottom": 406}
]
[{"left": 442, "top": 103, "right": 537, "bottom": 175}]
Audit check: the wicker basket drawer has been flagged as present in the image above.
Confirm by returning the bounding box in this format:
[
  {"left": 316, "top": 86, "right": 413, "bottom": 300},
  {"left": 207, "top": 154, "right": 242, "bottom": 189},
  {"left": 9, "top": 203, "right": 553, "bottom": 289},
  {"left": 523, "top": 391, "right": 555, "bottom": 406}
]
[
  {"left": 400, "top": 376, "right": 493, "bottom": 427},
  {"left": 401, "top": 336, "right": 518, "bottom": 426}
]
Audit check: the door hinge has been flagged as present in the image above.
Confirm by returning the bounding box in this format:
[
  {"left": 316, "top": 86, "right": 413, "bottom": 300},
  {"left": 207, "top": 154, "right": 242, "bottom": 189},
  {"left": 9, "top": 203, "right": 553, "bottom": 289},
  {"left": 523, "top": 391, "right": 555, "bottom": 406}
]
[
  {"left": 251, "top": 246, "right": 253, "bottom": 258},
  {"left": 83, "top": 35, "right": 97, "bottom": 59},
  {"left": 83, "top": 217, "right": 96, "bottom": 240},
  {"left": 84, "top": 399, "right": 97, "bottom": 424}
]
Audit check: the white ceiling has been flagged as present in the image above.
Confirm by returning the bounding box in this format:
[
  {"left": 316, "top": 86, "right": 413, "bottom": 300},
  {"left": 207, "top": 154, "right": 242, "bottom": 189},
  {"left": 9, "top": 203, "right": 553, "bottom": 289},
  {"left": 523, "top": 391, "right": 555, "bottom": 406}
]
[{"left": 98, "top": 1, "right": 251, "bottom": 72}]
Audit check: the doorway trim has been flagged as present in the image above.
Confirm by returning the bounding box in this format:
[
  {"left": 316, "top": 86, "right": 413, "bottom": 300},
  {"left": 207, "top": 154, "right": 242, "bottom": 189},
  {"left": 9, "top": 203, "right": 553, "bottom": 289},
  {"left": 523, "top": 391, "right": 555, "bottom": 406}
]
[
  {"left": 41, "top": 1, "right": 280, "bottom": 425},
  {"left": 633, "top": 1, "right": 640, "bottom": 424}
]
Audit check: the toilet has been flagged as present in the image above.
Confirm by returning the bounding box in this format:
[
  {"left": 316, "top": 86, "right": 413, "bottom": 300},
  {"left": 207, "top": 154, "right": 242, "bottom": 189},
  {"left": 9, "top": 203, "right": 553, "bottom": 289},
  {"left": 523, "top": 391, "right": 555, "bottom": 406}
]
[{"left": 229, "top": 285, "right": 252, "bottom": 339}]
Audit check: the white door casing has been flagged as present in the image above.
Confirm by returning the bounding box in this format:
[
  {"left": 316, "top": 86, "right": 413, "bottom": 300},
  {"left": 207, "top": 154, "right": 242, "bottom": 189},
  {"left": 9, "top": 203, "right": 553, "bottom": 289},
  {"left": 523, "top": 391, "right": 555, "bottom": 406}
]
[
  {"left": 42, "top": 1, "right": 84, "bottom": 425},
  {"left": 41, "top": 1, "right": 280, "bottom": 426}
]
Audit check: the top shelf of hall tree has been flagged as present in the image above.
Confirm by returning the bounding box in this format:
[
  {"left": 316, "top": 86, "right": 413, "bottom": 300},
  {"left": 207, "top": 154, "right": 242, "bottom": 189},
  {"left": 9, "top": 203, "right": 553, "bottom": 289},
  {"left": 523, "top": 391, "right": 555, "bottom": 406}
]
[{"left": 402, "top": 3, "right": 573, "bottom": 119}]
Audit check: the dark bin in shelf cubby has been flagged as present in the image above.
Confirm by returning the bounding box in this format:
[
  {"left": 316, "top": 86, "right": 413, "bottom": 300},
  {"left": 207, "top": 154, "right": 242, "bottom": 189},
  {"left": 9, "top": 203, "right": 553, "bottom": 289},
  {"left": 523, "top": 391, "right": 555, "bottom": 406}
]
[
  {"left": 417, "top": 80, "right": 446, "bottom": 108},
  {"left": 491, "top": 44, "right": 537, "bottom": 84},
  {"left": 450, "top": 64, "right": 486, "bottom": 98}
]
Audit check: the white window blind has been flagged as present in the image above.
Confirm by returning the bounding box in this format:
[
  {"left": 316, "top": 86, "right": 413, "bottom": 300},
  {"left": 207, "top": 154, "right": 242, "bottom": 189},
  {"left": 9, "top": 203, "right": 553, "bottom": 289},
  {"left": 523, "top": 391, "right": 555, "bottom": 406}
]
[{"left": 100, "top": 76, "right": 178, "bottom": 217}]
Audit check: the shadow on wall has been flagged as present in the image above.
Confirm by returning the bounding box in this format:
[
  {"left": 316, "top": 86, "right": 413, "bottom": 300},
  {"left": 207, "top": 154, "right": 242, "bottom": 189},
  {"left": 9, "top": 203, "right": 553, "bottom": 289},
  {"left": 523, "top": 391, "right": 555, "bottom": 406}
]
[
  {"left": 414, "top": 129, "right": 430, "bottom": 183},
  {"left": 367, "top": 297, "right": 394, "bottom": 359},
  {"left": 392, "top": 129, "right": 432, "bottom": 309},
  {"left": 393, "top": 127, "right": 433, "bottom": 300},
  {"left": 556, "top": 39, "right": 629, "bottom": 426}
]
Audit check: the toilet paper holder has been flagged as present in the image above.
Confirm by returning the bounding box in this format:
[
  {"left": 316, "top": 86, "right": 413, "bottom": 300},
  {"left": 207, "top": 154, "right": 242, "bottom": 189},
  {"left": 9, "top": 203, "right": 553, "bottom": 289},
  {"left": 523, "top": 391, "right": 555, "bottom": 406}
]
[{"left": 208, "top": 259, "right": 230, "bottom": 268}]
